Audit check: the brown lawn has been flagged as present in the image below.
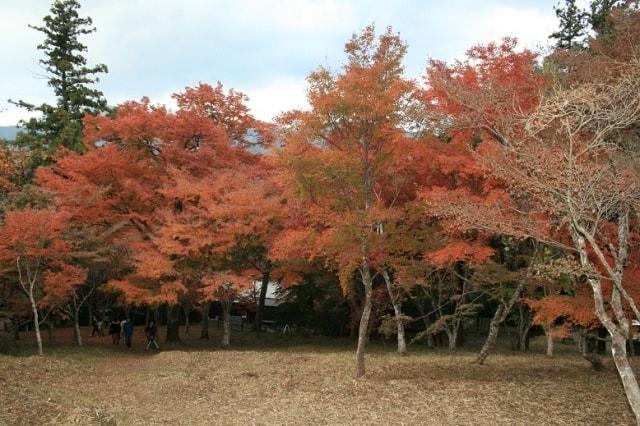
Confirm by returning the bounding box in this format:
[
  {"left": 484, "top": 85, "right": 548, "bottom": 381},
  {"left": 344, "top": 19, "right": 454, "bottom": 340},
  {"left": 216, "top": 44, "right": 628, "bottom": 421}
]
[{"left": 0, "top": 327, "right": 635, "bottom": 425}]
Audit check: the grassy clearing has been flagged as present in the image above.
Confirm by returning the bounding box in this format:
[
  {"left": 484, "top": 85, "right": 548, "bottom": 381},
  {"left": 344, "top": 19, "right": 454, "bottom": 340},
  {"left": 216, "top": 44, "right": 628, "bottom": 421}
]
[{"left": 0, "top": 327, "right": 635, "bottom": 425}]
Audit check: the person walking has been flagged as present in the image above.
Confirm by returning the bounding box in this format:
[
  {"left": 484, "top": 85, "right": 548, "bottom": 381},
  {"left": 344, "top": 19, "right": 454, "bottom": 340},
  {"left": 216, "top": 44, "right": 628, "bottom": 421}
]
[
  {"left": 145, "top": 320, "right": 160, "bottom": 351},
  {"left": 122, "top": 318, "right": 134, "bottom": 348},
  {"left": 109, "top": 319, "right": 121, "bottom": 344},
  {"left": 91, "top": 316, "right": 100, "bottom": 337}
]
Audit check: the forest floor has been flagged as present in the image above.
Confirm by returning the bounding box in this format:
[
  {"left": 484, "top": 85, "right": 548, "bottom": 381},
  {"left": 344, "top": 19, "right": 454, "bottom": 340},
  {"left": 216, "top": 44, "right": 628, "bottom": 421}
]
[{"left": 0, "top": 326, "right": 635, "bottom": 425}]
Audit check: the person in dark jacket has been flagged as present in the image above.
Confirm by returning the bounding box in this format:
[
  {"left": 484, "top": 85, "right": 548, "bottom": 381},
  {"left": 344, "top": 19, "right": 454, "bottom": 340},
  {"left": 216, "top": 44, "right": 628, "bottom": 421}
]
[
  {"left": 122, "top": 318, "right": 134, "bottom": 348},
  {"left": 145, "top": 320, "right": 159, "bottom": 350},
  {"left": 109, "top": 319, "right": 121, "bottom": 344}
]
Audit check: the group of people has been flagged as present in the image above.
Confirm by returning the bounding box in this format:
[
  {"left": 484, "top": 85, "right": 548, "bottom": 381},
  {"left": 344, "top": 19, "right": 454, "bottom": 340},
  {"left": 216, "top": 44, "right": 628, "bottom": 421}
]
[{"left": 107, "top": 318, "right": 160, "bottom": 350}]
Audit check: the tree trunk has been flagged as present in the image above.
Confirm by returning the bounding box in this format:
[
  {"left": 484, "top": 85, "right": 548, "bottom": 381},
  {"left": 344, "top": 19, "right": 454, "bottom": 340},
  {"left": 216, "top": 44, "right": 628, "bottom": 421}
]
[
  {"left": 28, "top": 294, "right": 43, "bottom": 356},
  {"left": 166, "top": 304, "right": 180, "bottom": 342},
  {"left": 612, "top": 332, "right": 640, "bottom": 423},
  {"left": 200, "top": 302, "right": 210, "bottom": 339},
  {"left": 447, "top": 328, "right": 457, "bottom": 351},
  {"left": 545, "top": 327, "right": 554, "bottom": 357},
  {"left": 572, "top": 229, "right": 640, "bottom": 420},
  {"left": 355, "top": 263, "right": 373, "bottom": 378},
  {"left": 477, "top": 305, "right": 505, "bottom": 365},
  {"left": 73, "top": 310, "right": 82, "bottom": 347},
  {"left": 381, "top": 269, "right": 407, "bottom": 355},
  {"left": 476, "top": 281, "right": 526, "bottom": 364},
  {"left": 184, "top": 304, "right": 191, "bottom": 335},
  {"left": 221, "top": 301, "right": 231, "bottom": 348},
  {"left": 255, "top": 270, "right": 270, "bottom": 333},
  {"left": 518, "top": 303, "right": 532, "bottom": 352}
]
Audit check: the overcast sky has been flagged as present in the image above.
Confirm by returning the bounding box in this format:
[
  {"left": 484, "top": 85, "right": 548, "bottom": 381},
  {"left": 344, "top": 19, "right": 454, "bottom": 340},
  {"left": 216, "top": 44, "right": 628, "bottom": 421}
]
[{"left": 0, "top": 0, "right": 561, "bottom": 126}]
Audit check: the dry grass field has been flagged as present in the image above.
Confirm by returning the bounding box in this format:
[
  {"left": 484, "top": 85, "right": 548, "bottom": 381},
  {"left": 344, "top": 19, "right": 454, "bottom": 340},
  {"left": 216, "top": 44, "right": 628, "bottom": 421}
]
[{"left": 0, "top": 327, "right": 636, "bottom": 425}]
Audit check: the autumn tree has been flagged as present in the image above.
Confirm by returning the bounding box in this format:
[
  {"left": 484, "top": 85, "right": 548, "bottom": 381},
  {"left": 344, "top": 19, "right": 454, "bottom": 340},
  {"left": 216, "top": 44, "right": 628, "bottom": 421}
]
[
  {"left": 39, "top": 82, "right": 273, "bottom": 342},
  {"left": 423, "top": 28, "right": 640, "bottom": 419},
  {"left": 275, "top": 25, "right": 416, "bottom": 377},
  {"left": 0, "top": 208, "right": 86, "bottom": 355}
]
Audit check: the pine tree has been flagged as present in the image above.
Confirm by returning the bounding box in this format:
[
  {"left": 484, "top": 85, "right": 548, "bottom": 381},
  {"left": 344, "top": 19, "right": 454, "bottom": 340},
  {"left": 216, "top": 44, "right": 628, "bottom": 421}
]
[
  {"left": 550, "top": 0, "right": 588, "bottom": 49},
  {"left": 588, "top": 0, "right": 628, "bottom": 33},
  {"left": 10, "top": 0, "right": 108, "bottom": 156}
]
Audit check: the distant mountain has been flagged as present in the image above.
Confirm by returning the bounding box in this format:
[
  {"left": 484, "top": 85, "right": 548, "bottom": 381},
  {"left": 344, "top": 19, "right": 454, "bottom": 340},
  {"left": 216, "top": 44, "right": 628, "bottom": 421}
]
[{"left": 0, "top": 126, "right": 19, "bottom": 141}]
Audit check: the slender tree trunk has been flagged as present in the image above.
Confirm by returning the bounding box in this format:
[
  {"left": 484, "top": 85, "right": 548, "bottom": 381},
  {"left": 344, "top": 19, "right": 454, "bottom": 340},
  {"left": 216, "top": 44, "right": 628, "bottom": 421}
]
[
  {"left": 476, "top": 281, "right": 526, "bottom": 365},
  {"left": 476, "top": 305, "right": 505, "bottom": 365},
  {"left": 545, "top": 327, "right": 554, "bottom": 357},
  {"left": 518, "top": 303, "right": 532, "bottom": 352},
  {"left": 355, "top": 261, "right": 373, "bottom": 378},
  {"left": 447, "top": 328, "right": 457, "bottom": 351},
  {"left": 255, "top": 270, "right": 270, "bottom": 333},
  {"left": 166, "top": 304, "right": 180, "bottom": 342},
  {"left": 184, "top": 304, "right": 191, "bottom": 335},
  {"left": 73, "top": 309, "right": 82, "bottom": 347},
  {"left": 221, "top": 300, "right": 231, "bottom": 348},
  {"left": 381, "top": 269, "right": 407, "bottom": 355},
  {"left": 88, "top": 304, "right": 93, "bottom": 328},
  {"left": 27, "top": 293, "right": 43, "bottom": 356},
  {"left": 145, "top": 307, "right": 150, "bottom": 327},
  {"left": 200, "top": 302, "right": 210, "bottom": 339}
]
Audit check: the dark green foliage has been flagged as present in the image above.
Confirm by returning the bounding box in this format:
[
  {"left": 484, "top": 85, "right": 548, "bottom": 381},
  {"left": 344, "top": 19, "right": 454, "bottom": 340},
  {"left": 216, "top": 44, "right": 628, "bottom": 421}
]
[
  {"left": 550, "top": 0, "right": 635, "bottom": 49},
  {"left": 275, "top": 272, "right": 349, "bottom": 337},
  {"left": 10, "top": 0, "right": 108, "bottom": 156},
  {"left": 550, "top": 0, "right": 588, "bottom": 49},
  {"left": 589, "top": 0, "right": 628, "bottom": 32}
]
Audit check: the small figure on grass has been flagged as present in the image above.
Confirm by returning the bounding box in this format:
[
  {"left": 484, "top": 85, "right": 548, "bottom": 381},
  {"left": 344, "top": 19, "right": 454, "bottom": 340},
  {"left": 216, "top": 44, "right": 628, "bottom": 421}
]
[
  {"left": 122, "top": 318, "right": 134, "bottom": 348},
  {"left": 145, "top": 320, "right": 160, "bottom": 351},
  {"left": 91, "top": 316, "right": 104, "bottom": 337},
  {"left": 109, "top": 318, "right": 121, "bottom": 345}
]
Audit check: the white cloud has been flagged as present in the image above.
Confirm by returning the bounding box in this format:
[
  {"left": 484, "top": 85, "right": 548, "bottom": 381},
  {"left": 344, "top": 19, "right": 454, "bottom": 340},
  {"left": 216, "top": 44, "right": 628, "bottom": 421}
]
[
  {"left": 243, "top": 76, "right": 309, "bottom": 121},
  {"left": 458, "top": 5, "right": 557, "bottom": 52}
]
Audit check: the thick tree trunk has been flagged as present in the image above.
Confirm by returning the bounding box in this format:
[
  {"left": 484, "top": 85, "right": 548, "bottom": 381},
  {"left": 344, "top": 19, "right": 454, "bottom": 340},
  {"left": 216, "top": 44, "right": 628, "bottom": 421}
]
[
  {"left": 381, "top": 269, "right": 407, "bottom": 355},
  {"left": 255, "top": 270, "right": 270, "bottom": 333},
  {"left": 572, "top": 228, "right": 640, "bottom": 421},
  {"left": 612, "top": 333, "right": 640, "bottom": 423},
  {"left": 222, "top": 301, "right": 231, "bottom": 348},
  {"left": 355, "top": 263, "right": 373, "bottom": 378},
  {"left": 200, "top": 302, "right": 210, "bottom": 339},
  {"left": 166, "top": 304, "right": 180, "bottom": 342},
  {"left": 29, "top": 294, "right": 43, "bottom": 356}
]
